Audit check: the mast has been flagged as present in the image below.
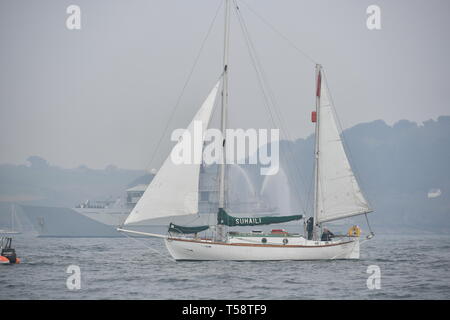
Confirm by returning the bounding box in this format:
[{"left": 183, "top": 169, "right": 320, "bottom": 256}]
[
  {"left": 217, "top": 0, "right": 231, "bottom": 241},
  {"left": 313, "top": 64, "right": 321, "bottom": 240}
]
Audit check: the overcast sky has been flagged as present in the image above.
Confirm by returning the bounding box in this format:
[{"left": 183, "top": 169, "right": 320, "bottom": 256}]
[{"left": 1, "top": 0, "right": 449, "bottom": 170}]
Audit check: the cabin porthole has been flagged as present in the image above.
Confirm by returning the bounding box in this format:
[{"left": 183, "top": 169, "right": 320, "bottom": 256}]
[
  {"left": 261, "top": 238, "right": 267, "bottom": 244},
  {"left": 283, "top": 238, "right": 288, "bottom": 245}
]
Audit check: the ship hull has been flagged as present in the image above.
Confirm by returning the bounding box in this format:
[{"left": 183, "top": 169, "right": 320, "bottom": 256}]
[
  {"left": 21, "top": 205, "right": 124, "bottom": 237},
  {"left": 165, "top": 237, "right": 360, "bottom": 261}
]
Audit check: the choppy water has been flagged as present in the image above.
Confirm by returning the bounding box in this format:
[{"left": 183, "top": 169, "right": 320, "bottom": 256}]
[{"left": 1, "top": 233, "right": 449, "bottom": 299}]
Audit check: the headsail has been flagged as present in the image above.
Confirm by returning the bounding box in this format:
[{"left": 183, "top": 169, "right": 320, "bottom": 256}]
[
  {"left": 315, "top": 68, "right": 371, "bottom": 223},
  {"left": 123, "top": 80, "right": 221, "bottom": 225}
]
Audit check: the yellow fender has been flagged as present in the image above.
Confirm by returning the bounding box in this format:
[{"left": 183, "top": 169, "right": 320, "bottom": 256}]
[{"left": 347, "top": 225, "right": 361, "bottom": 237}]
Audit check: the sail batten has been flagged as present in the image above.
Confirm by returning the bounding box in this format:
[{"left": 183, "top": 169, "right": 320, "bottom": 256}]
[
  {"left": 123, "top": 80, "right": 221, "bottom": 225},
  {"left": 315, "top": 68, "right": 371, "bottom": 224}
]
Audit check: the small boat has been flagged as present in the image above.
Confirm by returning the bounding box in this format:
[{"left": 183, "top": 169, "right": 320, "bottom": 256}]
[{"left": 0, "top": 237, "right": 20, "bottom": 264}]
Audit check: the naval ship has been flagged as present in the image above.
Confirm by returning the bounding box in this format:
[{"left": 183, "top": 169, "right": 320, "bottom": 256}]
[
  {"left": 19, "top": 165, "right": 277, "bottom": 237},
  {"left": 20, "top": 185, "right": 145, "bottom": 237}
]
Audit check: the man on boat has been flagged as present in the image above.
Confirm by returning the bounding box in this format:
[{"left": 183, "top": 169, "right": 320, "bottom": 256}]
[
  {"left": 321, "top": 228, "right": 335, "bottom": 241},
  {"left": 306, "top": 217, "right": 314, "bottom": 240}
]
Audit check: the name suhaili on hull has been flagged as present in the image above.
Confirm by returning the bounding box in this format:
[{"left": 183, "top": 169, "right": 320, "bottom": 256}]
[{"left": 118, "top": 0, "right": 374, "bottom": 261}]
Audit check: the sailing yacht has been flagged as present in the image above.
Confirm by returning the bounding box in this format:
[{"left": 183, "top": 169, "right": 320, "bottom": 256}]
[{"left": 118, "top": 0, "right": 373, "bottom": 260}]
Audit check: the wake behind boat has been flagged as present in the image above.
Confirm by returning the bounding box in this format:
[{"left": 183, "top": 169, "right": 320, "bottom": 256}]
[{"left": 119, "top": 0, "right": 374, "bottom": 261}]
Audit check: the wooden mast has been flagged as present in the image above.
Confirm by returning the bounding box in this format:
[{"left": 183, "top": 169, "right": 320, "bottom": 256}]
[
  {"left": 313, "top": 64, "right": 322, "bottom": 240},
  {"left": 217, "top": 0, "right": 231, "bottom": 241}
]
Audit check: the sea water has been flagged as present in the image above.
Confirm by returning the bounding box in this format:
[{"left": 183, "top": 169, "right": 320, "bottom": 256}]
[{"left": 1, "top": 233, "right": 449, "bottom": 299}]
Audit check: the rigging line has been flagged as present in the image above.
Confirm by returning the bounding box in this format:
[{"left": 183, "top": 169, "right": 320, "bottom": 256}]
[
  {"left": 321, "top": 69, "right": 374, "bottom": 210},
  {"left": 232, "top": 1, "right": 308, "bottom": 214},
  {"left": 240, "top": 17, "right": 314, "bottom": 215},
  {"left": 182, "top": 214, "right": 202, "bottom": 226},
  {"left": 144, "top": 0, "right": 224, "bottom": 172},
  {"left": 234, "top": 3, "right": 311, "bottom": 192},
  {"left": 238, "top": 0, "right": 318, "bottom": 65},
  {"left": 364, "top": 213, "right": 375, "bottom": 237},
  {"left": 121, "top": 230, "right": 174, "bottom": 262},
  {"left": 233, "top": 2, "right": 307, "bottom": 213}
]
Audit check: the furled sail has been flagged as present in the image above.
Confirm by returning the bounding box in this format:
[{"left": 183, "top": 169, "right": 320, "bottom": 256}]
[
  {"left": 168, "top": 223, "right": 209, "bottom": 234},
  {"left": 217, "top": 208, "right": 302, "bottom": 227},
  {"left": 315, "top": 70, "right": 371, "bottom": 223},
  {"left": 123, "top": 80, "right": 221, "bottom": 225}
]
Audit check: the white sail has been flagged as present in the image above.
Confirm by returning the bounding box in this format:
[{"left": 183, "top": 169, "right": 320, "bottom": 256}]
[
  {"left": 316, "top": 71, "right": 371, "bottom": 223},
  {"left": 124, "top": 80, "right": 221, "bottom": 225}
]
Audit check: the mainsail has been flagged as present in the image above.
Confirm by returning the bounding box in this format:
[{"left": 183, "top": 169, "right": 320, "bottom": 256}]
[
  {"left": 315, "top": 68, "right": 371, "bottom": 223},
  {"left": 123, "top": 80, "right": 221, "bottom": 225}
]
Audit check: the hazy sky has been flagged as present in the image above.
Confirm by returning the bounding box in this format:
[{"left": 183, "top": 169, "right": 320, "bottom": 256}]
[{"left": 1, "top": 0, "right": 449, "bottom": 170}]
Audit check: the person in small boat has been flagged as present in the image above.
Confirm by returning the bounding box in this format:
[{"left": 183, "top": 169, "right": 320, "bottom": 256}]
[
  {"left": 321, "top": 228, "right": 335, "bottom": 241},
  {"left": 306, "top": 217, "right": 314, "bottom": 240}
]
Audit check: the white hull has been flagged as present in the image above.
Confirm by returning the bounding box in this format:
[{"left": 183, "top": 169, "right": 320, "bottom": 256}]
[{"left": 165, "top": 237, "right": 360, "bottom": 261}]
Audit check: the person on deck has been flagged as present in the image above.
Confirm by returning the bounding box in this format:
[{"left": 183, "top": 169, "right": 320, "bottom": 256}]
[
  {"left": 321, "top": 228, "right": 334, "bottom": 241},
  {"left": 306, "top": 217, "right": 314, "bottom": 240}
]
